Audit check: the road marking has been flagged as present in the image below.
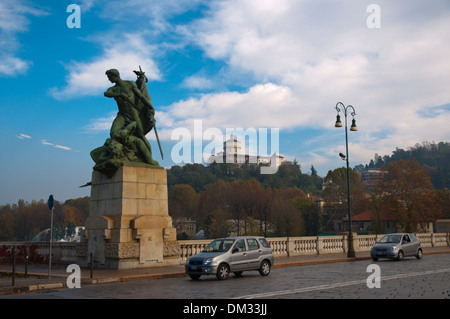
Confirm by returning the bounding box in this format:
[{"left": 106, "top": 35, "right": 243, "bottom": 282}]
[{"left": 235, "top": 268, "right": 450, "bottom": 299}]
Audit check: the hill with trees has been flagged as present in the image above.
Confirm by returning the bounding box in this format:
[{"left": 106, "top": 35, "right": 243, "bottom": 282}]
[
  {"left": 167, "top": 161, "right": 323, "bottom": 195},
  {"left": 167, "top": 162, "right": 324, "bottom": 238},
  {"left": 356, "top": 141, "right": 449, "bottom": 189}
]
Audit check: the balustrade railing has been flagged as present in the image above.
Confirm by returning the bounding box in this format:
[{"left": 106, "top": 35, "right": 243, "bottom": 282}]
[
  {"left": 178, "top": 232, "right": 450, "bottom": 260},
  {"left": 1, "top": 233, "right": 448, "bottom": 265}
]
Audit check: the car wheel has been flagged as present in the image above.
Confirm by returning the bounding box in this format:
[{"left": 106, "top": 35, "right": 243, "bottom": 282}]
[
  {"left": 259, "top": 260, "right": 271, "bottom": 276},
  {"left": 397, "top": 250, "right": 404, "bottom": 261},
  {"left": 216, "top": 264, "right": 230, "bottom": 280},
  {"left": 416, "top": 249, "right": 423, "bottom": 259},
  {"left": 189, "top": 274, "right": 201, "bottom": 280}
]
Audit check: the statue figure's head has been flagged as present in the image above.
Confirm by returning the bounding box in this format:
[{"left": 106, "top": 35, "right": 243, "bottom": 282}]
[{"left": 106, "top": 69, "right": 120, "bottom": 83}]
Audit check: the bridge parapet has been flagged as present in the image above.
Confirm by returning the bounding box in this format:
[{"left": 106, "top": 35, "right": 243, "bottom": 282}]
[{"left": 1, "top": 233, "right": 448, "bottom": 265}]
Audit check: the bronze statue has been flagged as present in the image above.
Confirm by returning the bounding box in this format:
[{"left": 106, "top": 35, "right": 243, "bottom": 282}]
[{"left": 91, "top": 67, "right": 162, "bottom": 177}]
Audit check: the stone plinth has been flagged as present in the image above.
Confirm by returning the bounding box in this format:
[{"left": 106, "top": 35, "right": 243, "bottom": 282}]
[{"left": 80, "top": 164, "right": 179, "bottom": 269}]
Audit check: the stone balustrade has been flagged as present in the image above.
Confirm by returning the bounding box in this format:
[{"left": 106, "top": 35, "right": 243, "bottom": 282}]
[
  {"left": 1, "top": 233, "right": 449, "bottom": 265},
  {"left": 177, "top": 232, "right": 450, "bottom": 261}
]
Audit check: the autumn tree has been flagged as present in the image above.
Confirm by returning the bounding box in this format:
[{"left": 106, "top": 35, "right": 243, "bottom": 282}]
[
  {"left": 228, "top": 179, "right": 266, "bottom": 236},
  {"left": 208, "top": 209, "right": 233, "bottom": 238},
  {"left": 62, "top": 205, "right": 86, "bottom": 227},
  {"left": 64, "top": 197, "right": 89, "bottom": 223},
  {"left": 0, "top": 205, "right": 14, "bottom": 241},
  {"left": 269, "top": 188, "right": 306, "bottom": 236},
  {"left": 197, "top": 180, "right": 232, "bottom": 228},
  {"left": 436, "top": 189, "right": 450, "bottom": 219},
  {"left": 199, "top": 179, "right": 272, "bottom": 237},
  {"left": 169, "top": 184, "right": 199, "bottom": 219},
  {"left": 270, "top": 197, "right": 304, "bottom": 237},
  {"left": 168, "top": 184, "right": 199, "bottom": 239},
  {"left": 293, "top": 196, "right": 322, "bottom": 236},
  {"left": 323, "top": 167, "right": 365, "bottom": 219},
  {"left": 377, "top": 159, "right": 442, "bottom": 232}
]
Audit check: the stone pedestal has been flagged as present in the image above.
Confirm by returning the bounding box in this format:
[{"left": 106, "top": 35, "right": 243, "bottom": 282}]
[{"left": 79, "top": 164, "right": 179, "bottom": 269}]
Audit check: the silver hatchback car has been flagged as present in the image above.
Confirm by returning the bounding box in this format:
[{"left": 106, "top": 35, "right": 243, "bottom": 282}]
[
  {"left": 370, "top": 233, "right": 423, "bottom": 261},
  {"left": 185, "top": 236, "right": 274, "bottom": 280}
]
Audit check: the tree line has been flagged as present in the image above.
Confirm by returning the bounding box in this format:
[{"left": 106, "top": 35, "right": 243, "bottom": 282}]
[
  {"left": 169, "top": 179, "right": 321, "bottom": 239},
  {"left": 1, "top": 142, "right": 448, "bottom": 241},
  {"left": 167, "top": 161, "right": 324, "bottom": 238},
  {"left": 167, "top": 160, "right": 323, "bottom": 194},
  {"left": 0, "top": 197, "right": 89, "bottom": 241},
  {"left": 324, "top": 159, "right": 449, "bottom": 233},
  {"left": 170, "top": 158, "right": 449, "bottom": 238}
]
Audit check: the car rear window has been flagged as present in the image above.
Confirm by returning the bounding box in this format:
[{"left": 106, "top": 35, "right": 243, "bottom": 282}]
[{"left": 258, "top": 238, "right": 270, "bottom": 248}]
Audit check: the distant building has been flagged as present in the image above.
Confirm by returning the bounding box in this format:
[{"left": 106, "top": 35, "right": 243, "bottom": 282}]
[
  {"left": 342, "top": 210, "right": 397, "bottom": 234},
  {"left": 173, "top": 217, "right": 197, "bottom": 239},
  {"left": 360, "top": 169, "right": 386, "bottom": 190},
  {"left": 342, "top": 211, "right": 435, "bottom": 234},
  {"left": 207, "top": 134, "right": 284, "bottom": 167},
  {"left": 435, "top": 219, "right": 450, "bottom": 233}
]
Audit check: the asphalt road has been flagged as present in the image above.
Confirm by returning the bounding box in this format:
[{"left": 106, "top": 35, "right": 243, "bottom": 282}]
[{"left": 3, "top": 253, "right": 449, "bottom": 300}]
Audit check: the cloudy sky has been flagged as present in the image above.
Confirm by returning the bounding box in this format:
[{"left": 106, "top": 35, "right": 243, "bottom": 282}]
[{"left": 1, "top": 0, "right": 449, "bottom": 205}]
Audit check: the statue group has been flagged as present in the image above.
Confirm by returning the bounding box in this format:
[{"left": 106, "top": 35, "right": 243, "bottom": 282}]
[{"left": 91, "top": 67, "right": 163, "bottom": 177}]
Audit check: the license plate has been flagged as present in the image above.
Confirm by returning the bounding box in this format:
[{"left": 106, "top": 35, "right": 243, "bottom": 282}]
[{"left": 191, "top": 266, "right": 198, "bottom": 270}]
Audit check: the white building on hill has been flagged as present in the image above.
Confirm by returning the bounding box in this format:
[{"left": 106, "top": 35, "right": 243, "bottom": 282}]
[{"left": 208, "top": 134, "right": 283, "bottom": 167}]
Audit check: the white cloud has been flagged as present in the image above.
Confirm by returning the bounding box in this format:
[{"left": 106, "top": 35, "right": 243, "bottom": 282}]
[
  {"left": 172, "top": 0, "right": 450, "bottom": 166},
  {"left": 158, "top": 82, "right": 299, "bottom": 137},
  {"left": 41, "top": 140, "right": 54, "bottom": 146},
  {"left": 54, "top": 145, "right": 72, "bottom": 151},
  {"left": 83, "top": 112, "right": 116, "bottom": 133},
  {"left": 69, "top": 0, "right": 450, "bottom": 169},
  {"left": 0, "top": 55, "right": 31, "bottom": 76},
  {"left": 49, "top": 34, "right": 161, "bottom": 99},
  {"left": 0, "top": 1, "right": 48, "bottom": 76},
  {"left": 16, "top": 133, "right": 32, "bottom": 139},
  {"left": 41, "top": 139, "right": 72, "bottom": 151},
  {"left": 181, "top": 75, "right": 214, "bottom": 90}
]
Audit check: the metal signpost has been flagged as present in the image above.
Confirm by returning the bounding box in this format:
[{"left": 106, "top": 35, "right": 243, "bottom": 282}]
[{"left": 48, "top": 195, "right": 54, "bottom": 278}]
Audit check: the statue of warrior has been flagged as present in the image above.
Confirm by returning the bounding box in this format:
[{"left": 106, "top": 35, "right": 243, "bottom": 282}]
[{"left": 90, "top": 67, "right": 162, "bottom": 177}]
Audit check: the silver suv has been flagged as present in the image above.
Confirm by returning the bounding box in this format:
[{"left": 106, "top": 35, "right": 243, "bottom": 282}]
[{"left": 185, "top": 236, "right": 274, "bottom": 280}]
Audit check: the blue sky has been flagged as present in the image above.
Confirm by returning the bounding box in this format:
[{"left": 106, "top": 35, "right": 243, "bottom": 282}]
[{"left": 1, "top": 0, "right": 449, "bottom": 205}]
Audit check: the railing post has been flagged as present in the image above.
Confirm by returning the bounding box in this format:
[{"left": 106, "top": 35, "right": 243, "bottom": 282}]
[
  {"left": 353, "top": 234, "right": 360, "bottom": 252},
  {"left": 342, "top": 235, "right": 347, "bottom": 253},
  {"left": 316, "top": 236, "right": 324, "bottom": 255},
  {"left": 287, "top": 237, "right": 295, "bottom": 257}
]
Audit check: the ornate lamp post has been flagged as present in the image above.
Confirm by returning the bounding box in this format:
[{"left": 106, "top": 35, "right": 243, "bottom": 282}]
[{"left": 334, "top": 102, "right": 357, "bottom": 258}]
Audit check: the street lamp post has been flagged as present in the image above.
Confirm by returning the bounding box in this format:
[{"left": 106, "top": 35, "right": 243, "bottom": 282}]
[{"left": 334, "top": 102, "right": 357, "bottom": 258}]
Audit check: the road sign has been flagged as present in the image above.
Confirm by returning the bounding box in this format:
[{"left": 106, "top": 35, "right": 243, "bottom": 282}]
[{"left": 48, "top": 195, "right": 54, "bottom": 210}]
